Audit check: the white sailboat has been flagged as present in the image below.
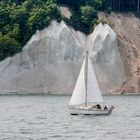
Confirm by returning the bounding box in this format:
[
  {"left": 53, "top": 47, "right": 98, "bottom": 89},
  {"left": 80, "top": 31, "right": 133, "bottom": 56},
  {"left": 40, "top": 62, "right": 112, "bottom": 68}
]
[{"left": 69, "top": 52, "right": 114, "bottom": 115}]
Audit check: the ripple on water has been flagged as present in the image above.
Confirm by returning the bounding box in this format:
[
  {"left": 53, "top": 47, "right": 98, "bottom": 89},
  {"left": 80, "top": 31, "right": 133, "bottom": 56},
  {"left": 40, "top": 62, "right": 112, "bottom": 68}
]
[{"left": 0, "top": 95, "right": 140, "bottom": 140}]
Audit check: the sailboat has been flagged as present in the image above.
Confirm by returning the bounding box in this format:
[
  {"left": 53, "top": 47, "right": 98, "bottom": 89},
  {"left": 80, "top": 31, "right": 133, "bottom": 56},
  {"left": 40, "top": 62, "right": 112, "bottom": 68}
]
[{"left": 69, "top": 52, "right": 114, "bottom": 115}]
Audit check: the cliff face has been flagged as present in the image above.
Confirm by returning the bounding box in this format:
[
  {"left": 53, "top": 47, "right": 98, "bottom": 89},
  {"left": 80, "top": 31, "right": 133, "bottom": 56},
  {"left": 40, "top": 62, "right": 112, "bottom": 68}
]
[
  {"left": 0, "top": 21, "right": 84, "bottom": 94},
  {"left": 87, "top": 23, "right": 126, "bottom": 92},
  {"left": 99, "top": 13, "right": 140, "bottom": 93},
  {"left": 0, "top": 20, "right": 126, "bottom": 94}
]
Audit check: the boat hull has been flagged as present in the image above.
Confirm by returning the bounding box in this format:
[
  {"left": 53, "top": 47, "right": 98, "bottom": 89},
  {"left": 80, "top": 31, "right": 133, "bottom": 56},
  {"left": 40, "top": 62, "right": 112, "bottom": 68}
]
[{"left": 69, "top": 108, "right": 113, "bottom": 115}]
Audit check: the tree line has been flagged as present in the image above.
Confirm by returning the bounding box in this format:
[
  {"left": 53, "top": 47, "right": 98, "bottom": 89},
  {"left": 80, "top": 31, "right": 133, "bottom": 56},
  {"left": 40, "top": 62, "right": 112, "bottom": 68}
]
[
  {"left": 57, "top": 0, "right": 140, "bottom": 12},
  {"left": 0, "top": 0, "right": 139, "bottom": 61},
  {"left": 104, "top": 0, "right": 140, "bottom": 12}
]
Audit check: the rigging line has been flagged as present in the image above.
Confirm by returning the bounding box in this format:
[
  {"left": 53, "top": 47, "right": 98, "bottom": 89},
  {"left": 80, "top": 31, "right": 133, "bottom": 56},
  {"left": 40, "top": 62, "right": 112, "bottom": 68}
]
[{"left": 85, "top": 51, "right": 88, "bottom": 107}]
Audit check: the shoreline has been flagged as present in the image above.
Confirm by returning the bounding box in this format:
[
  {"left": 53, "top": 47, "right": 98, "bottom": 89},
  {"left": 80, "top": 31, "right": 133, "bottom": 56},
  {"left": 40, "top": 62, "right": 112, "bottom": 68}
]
[{"left": 0, "top": 92, "right": 140, "bottom": 96}]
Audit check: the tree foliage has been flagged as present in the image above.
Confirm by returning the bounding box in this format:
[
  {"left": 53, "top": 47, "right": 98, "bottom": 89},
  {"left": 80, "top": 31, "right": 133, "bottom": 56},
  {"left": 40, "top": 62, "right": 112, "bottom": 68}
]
[
  {"left": 0, "top": 0, "right": 61, "bottom": 61},
  {"left": 80, "top": 6, "right": 97, "bottom": 25},
  {"left": 0, "top": 34, "right": 20, "bottom": 60},
  {"left": 0, "top": 0, "right": 139, "bottom": 61}
]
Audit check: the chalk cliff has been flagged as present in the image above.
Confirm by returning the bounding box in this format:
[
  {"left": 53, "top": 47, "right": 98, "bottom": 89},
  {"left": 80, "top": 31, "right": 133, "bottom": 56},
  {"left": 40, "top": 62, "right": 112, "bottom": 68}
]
[
  {"left": 99, "top": 13, "right": 140, "bottom": 93},
  {"left": 0, "top": 20, "right": 127, "bottom": 94}
]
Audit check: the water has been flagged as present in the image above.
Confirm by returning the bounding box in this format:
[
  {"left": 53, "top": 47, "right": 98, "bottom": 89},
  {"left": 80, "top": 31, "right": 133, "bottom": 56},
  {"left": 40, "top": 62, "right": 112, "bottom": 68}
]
[{"left": 0, "top": 95, "right": 140, "bottom": 140}]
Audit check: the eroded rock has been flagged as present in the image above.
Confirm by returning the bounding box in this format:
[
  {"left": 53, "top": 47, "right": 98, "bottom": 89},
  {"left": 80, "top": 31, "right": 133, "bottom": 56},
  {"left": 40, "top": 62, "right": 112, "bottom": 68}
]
[{"left": 0, "top": 21, "right": 126, "bottom": 94}]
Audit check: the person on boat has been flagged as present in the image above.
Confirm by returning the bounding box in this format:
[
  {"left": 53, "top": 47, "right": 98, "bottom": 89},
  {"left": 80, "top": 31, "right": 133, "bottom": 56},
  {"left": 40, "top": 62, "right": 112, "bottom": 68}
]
[
  {"left": 96, "top": 104, "right": 101, "bottom": 110},
  {"left": 110, "top": 106, "right": 114, "bottom": 110},
  {"left": 104, "top": 106, "right": 108, "bottom": 110}
]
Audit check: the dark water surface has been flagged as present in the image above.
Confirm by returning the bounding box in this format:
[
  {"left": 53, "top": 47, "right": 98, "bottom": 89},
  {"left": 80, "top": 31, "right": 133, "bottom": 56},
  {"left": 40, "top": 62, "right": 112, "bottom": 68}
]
[{"left": 0, "top": 94, "right": 140, "bottom": 140}]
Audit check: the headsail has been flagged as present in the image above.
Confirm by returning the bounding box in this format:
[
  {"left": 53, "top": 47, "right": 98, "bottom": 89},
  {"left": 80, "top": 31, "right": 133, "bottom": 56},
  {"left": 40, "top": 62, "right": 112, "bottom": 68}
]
[
  {"left": 87, "top": 57, "right": 104, "bottom": 103},
  {"left": 69, "top": 57, "right": 86, "bottom": 106}
]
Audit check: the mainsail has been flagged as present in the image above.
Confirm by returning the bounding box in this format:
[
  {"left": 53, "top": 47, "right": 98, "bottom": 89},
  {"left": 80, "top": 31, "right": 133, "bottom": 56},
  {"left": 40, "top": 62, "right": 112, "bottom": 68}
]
[
  {"left": 69, "top": 58, "right": 86, "bottom": 106},
  {"left": 69, "top": 53, "right": 104, "bottom": 106}
]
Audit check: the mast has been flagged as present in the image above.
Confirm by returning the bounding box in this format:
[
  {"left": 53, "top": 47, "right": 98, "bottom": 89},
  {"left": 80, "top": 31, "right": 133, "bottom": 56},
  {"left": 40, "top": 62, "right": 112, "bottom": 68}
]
[{"left": 85, "top": 51, "right": 88, "bottom": 107}]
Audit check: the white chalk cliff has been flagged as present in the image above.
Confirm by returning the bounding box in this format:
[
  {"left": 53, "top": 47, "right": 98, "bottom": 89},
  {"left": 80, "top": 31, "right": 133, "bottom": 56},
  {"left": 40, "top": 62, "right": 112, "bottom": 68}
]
[{"left": 0, "top": 21, "right": 126, "bottom": 94}]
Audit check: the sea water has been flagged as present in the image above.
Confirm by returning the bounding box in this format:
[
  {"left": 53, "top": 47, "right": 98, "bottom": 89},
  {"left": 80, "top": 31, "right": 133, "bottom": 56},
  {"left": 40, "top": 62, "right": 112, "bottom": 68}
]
[{"left": 0, "top": 94, "right": 140, "bottom": 140}]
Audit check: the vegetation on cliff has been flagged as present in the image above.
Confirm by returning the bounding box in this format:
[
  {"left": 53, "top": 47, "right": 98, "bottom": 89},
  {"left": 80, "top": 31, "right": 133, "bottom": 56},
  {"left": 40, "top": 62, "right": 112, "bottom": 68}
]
[
  {"left": 0, "top": 0, "right": 140, "bottom": 61},
  {"left": 0, "top": 0, "right": 61, "bottom": 60}
]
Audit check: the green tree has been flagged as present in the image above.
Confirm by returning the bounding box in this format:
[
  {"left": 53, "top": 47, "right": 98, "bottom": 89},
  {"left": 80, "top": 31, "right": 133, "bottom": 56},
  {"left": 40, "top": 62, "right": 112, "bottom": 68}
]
[
  {"left": 0, "top": 34, "right": 21, "bottom": 60},
  {"left": 9, "top": 4, "right": 28, "bottom": 25},
  {"left": 28, "top": 8, "right": 51, "bottom": 31},
  {"left": 80, "top": 5, "right": 97, "bottom": 27},
  {"left": 27, "top": 2, "right": 61, "bottom": 32},
  {"left": 0, "top": 2, "right": 10, "bottom": 31}
]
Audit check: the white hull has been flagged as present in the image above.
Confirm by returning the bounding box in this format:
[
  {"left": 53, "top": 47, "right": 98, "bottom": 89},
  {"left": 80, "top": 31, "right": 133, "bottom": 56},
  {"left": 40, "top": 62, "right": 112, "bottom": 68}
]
[{"left": 69, "top": 108, "right": 113, "bottom": 115}]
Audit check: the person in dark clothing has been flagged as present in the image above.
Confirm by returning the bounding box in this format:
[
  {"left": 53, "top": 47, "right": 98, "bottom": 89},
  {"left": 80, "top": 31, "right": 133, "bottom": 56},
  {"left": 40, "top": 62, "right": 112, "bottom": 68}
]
[
  {"left": 96, "top": 104, "right": 101, "bottom": 110},
  {"left": 104, "top": 106, "right": 108, "bottom": 110}
]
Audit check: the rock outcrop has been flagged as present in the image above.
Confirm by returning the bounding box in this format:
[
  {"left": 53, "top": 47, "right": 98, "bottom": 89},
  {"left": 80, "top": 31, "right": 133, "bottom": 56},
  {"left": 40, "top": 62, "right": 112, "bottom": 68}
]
[
  {"left": 88, "top": 23, "right": 126, "bottom": 93},
  {"left": 0, "top": 21, "right": 126, "bottom": 94},
  {"left": 99, "top": 12, "right": 140, "bottom": 93}
]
